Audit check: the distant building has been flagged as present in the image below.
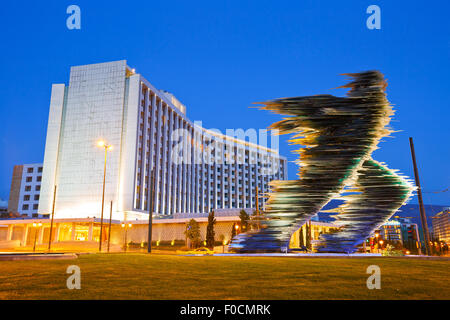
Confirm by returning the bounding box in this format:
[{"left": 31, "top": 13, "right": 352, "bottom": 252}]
[
  {"left": 432, "top": 209, "right": 450, "bottom": 243},
  {"left": 380, "top": 220, "right": 403, "bottom": 242},
  {"left": 400, "top": 222, "right": 421, "bottom": 254},
  {"left": 377, "top": 218, "right": 422, "bottom": 254},
  {"left": 7, "top": 164, "right": 43, "bottom": 217}
]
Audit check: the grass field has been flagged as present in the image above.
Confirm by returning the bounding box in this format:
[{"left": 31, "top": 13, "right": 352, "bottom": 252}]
[{"left": 0, "top": 254, "right": 448, "bottom": 299}]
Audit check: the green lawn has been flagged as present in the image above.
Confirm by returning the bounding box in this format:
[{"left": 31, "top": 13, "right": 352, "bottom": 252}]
[{"left": 0, "top": 254, "right": 448, "bottom": 299}]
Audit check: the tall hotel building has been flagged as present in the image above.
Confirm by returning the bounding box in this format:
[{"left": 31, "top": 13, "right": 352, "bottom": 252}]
[{"left": 38, "top": 60, "right": 287, "bottom": 220}]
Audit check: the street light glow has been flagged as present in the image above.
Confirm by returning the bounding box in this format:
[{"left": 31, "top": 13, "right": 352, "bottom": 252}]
[{"left": 97, "top": 140, "right": 113, "bottom": 150}]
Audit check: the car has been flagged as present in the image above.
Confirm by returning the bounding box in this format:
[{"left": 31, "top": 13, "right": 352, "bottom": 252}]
[{"left": 185, "top": 247, "right": 215, "bottom": 255}]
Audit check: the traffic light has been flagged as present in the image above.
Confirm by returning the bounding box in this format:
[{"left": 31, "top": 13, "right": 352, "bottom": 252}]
[
  {"left": 407, "top": 225, "right": 416, "bottom": 241},
  {"left": 405, "top": 225, "right": 418, "bottom": 254}
]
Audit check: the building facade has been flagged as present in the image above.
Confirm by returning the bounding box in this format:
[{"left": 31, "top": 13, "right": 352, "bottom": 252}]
[
  {"left": 7, "top": 163, "right": 43, "bottom": 217},
  {"left": 380, "top": 220, "right": 403, "bottom": 242},
  {"left": 38, "top": 60, "right": 287, "bottom": 220},
  {"left": 432, "top": 209, "right": 450, "bottom": 243},
  {"left": 0, "top": 210, "right": 336, "bottom": 251},
  {"left": 377, "top": 218, "right": 422, "bottom": 254}
]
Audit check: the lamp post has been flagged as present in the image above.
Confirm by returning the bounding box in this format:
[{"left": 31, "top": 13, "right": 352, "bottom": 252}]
[
  {"left": 379, "top": 239, "right": 384, "bottom": 253},
  {"left": 32, "top": 222, "right": 42, "bottom": 252},
  {"left": 107, "top": 201, "right": 113, "bottom": 253},
  {"left": 97, "top": 140, "right": 113, "bottom": 252},
  {"left": 147, "top": 167, "right": 155, "bottom": 253},
  {"left": 255, "top": 185, "right": 260, "bottom": 231},
  {"left": 122, "top": 223, "right": 132, "bottom": 252},
  {"left": 47, "top": 185, "right": 57, "bottom": 251}
]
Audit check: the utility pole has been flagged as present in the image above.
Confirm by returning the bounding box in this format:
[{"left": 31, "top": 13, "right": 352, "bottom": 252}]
[
  {"left": 409, "top": 137, "right": 431, "bottom": 256},
  {"left": 147, "top": 168, "right": 154, "bottom": 253},
  {"left": 47, "top": 185, "right": 57, "bottom": 251},
  {"left": 107, "top": 201, "right": 113, "bottom": 253}
]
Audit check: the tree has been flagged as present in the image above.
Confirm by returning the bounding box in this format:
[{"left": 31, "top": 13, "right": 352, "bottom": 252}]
[
  {"left": 184, "top": 219, "right": 201, "bottom": 248},
  {"left": 251, "top": 208, "right": 264, "bottom": 231},
  {"left": 250, "top": 209, "right": 257, "bottom": 230},
  {"left": 305, "top": 221, "right": 311, "bottom": 250},
  {"left": 299, "top": 227, "right": 304, "bottom": 248},
  {"left": 206, "top": 210, "right": 216, "bottom": 249},
  {"left": 0, "top": 211, "right": 20, "bottom": 219},
  {"left": 239, "top": 209, "right": 250, "bottom": 232}
]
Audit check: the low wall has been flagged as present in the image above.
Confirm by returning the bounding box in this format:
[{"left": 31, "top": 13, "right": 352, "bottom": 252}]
[{"left": 0, "top": 240, "right": 21, "bottom": 249}]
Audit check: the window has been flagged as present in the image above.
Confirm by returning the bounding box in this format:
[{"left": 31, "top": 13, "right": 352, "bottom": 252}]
[
  {"left": 25, "top": 186, "right": 31, "bottom": 191},
  {"left": 34, "top": 195, "right": 40, "bottom": 201},
  {"left": 26, "top": 177, "right": 32, "bottom": 182},
  {"left": 22, "top": 204, "right": 29, "bottom": 210},
  {"left": 33, "top": 204, "right": 39, "bottom": 210},
  {"left": 37, "top": 176, "right": 42, "bottom": 182},
  {"left": 23, "top": 195, "right": 30, "bottom": 201},
  {"left": 38, "top": 167, "right": 43, "bottom": 173},
  {"left": 27, "top": 167, "right": 33, "bottom": 173},
  {"left": 35, "top": 185, "right": 41, "bottom": 191}
]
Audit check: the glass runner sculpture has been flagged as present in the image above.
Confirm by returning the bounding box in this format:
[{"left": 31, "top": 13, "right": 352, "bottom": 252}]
[{"left": 229, "top": 71, "right": 414, "bottom": 253}]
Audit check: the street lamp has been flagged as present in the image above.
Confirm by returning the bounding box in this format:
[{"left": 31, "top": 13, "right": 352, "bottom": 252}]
[
  {"left": 97, "top": 140, "right": 113, "bottom": 252},
  {"left": 107, "top": 201, "right": 113, "bottom": 253},
  {"left": 32, "top": 222, "right": 42, "bottom": 252},
  {"left": 121, "top": 223, "right": 132, "bottom": 252}
]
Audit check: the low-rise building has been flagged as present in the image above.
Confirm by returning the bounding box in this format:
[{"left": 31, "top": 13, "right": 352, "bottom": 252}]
[
  {"left": 7, "top": 164, "right": 43, "bottom": 218},
  {"left": 0, "top": 208, "right": 336, "bottom": 251}
]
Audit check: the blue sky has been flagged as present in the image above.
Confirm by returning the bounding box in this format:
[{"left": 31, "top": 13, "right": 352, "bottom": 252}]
[{"left": 0, "top": 0, "right": 448, "bottom": 205}]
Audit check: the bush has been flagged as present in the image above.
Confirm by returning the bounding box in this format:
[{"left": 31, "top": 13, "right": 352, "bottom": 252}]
[{"left": 382, "top": 244, "right": 404, "bottom": 256}]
